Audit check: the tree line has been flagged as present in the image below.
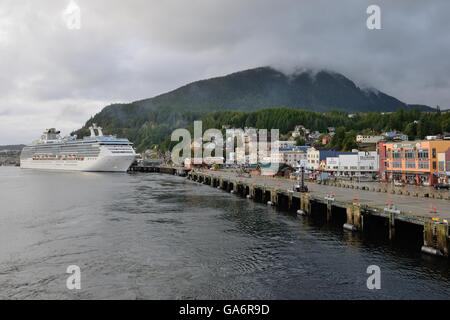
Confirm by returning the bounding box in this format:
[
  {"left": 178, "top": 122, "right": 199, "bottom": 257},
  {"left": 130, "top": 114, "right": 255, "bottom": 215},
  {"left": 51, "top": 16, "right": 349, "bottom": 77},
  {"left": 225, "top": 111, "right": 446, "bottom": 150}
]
[{"left": 77, "top": 106, "right": 448, "bottom": 152}]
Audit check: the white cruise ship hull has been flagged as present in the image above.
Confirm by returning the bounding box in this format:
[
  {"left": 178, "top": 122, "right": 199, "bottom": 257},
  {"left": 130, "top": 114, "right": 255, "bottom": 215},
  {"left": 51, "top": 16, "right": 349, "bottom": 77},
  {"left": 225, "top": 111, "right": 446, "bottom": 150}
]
[
  {"left": 20, "top": 130, "right": 136, "bottom": 173},
  {"left": 20, "top": 154, "right": 135, "bottom": 172}
]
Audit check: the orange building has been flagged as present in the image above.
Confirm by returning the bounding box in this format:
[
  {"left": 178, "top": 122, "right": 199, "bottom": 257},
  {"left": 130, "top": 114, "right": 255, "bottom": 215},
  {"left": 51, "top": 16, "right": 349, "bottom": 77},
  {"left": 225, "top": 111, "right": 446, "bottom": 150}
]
[{"left": 378, "top": 140, "right": 450, "bottom": 186}]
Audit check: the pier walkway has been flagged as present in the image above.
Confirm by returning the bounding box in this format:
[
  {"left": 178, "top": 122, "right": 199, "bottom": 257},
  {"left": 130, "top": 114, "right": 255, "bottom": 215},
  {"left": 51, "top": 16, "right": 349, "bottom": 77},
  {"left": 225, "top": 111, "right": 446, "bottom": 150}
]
[{"left": 202, "top": 170, "right": 450, "bottom": 221}]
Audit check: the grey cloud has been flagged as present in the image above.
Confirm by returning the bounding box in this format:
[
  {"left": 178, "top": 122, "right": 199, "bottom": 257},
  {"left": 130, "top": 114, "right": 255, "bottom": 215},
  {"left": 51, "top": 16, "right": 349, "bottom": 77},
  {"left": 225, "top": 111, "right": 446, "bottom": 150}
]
[{"left": 0, "top": 0, "right": 449, "bottom": 144}]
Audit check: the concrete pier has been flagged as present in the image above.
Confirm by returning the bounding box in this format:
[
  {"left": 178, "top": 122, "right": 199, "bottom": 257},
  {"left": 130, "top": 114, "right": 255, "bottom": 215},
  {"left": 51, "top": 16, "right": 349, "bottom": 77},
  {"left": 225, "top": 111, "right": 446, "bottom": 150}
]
[
  {"left": 300, "top": 193, "right": 311, "bottom": 215},
  {"left": 423, "top": 221, "right": 449, "bottom": 256},
  {"left": 186, "top": 170, "right": 450, "bottom": 258},
  {"left": 128, "top": 165, "right": 190, "bottom": 176},
  {"left": 345, "top": 203, "right": 362, "bottom": 232}
]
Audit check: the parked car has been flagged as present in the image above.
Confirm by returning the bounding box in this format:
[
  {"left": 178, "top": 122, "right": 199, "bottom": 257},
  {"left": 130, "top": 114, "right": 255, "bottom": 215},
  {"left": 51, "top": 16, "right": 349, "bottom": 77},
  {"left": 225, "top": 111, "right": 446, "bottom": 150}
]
[{"left": 434, "top": 183, "right": 450, "bottom": 190}]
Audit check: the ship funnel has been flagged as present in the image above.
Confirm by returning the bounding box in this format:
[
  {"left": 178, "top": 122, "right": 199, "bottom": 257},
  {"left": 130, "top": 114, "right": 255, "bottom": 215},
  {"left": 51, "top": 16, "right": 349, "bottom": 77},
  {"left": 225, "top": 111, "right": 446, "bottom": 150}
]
[{"left": 89, "top": 126, "right": 96, "bottom": 137}]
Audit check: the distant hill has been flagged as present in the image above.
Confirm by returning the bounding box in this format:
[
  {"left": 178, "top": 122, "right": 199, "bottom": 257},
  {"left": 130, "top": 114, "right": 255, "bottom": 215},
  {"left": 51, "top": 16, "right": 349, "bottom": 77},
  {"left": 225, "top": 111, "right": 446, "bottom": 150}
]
[
  {"left": 0, "top": 144, "right": 25, "bottom": 151},
  {"left": 132, "top": 67, "right": 429, "bottom": 113},
  {"left": 75, "top": 67, "right": 433, "bottom": 150}
]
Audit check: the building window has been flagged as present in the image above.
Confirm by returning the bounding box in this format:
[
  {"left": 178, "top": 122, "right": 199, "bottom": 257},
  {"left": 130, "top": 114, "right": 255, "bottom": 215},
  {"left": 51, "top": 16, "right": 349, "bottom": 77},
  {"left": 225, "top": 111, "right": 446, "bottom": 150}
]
[
  {"left": 406, "top": 162, "right": 416, "bottom": 169},
  {"left": 418, "top": 149, "right": 429, "bottom": 159},
  {"left": 439, "top": 161, "right": 445, "bottom": 172},
  {"left": 405, "top": 150, "right": 415, "bottom": 159},
  {"left": 432, "top": 148, "right": 437, "bottom": 158},
  {"left": 433, "top": 161, "right": 437, "bottom": 170},
  {"left": 419, "top": 161, "right": 429, "bottom": 169},
  {"left": 393, "top": 161, "right": 402, "bottom": 168}
]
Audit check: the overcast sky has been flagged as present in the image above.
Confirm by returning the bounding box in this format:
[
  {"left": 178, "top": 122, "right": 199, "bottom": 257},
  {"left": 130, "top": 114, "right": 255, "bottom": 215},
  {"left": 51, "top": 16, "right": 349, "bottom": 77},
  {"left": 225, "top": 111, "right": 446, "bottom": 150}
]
[{"left": 0, "top": 0, "right": 449, "bottom": 144}]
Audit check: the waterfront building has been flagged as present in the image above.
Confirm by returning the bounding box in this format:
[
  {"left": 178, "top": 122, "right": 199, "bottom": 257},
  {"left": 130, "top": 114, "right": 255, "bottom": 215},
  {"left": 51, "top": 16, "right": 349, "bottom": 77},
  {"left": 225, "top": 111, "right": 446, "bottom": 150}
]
[
  {"left": 332, "top": 151, "right": 379, "bottom": 177},
  {"left": 267, "top": 151, "right": 284, "bottom": 165},
  {"left": 436, "top": 151, "right": 450, "bottom": 183},
  {"left": 325, "top": 156, "right": 339, "bottom": 172},
  {"left": 378, "top": 140, "right": 450, "bottom": 186},
  {"left": 306, "top": 147, "right": 349, "bottom": 171},
  {"left": 223, "top": 127, "right": 258, "bottom": 164},
  {"left": 280, "top": 146, "right": 308, "bottom": 167}
]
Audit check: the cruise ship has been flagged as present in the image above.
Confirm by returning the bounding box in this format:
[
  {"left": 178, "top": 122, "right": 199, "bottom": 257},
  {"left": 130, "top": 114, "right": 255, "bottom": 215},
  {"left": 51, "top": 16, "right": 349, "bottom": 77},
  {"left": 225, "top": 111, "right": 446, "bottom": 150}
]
[{"left": 20, "top": 124, "right": 136, "bottom": 172}]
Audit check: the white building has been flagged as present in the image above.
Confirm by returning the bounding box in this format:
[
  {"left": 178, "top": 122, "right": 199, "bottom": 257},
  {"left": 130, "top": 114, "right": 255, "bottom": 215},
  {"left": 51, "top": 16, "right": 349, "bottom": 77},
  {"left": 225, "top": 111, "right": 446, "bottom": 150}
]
[
  {"left": 357, "top": 151, "right": 379, "bottom": 173},
  {"left": 325, "top": 151, "right": 379, "bottom": 176},
  {"left": 269, "top": 151, "right": 284, "bottom": 164},
  {"left": 306, "top": 148, "right": 342, "bottom": 171},
  {"left": 225, "top": 127, "right": 259, "bottom": 164},
  {"left": 383, "top": 131, "right": 408, "bottom": 142},
  {"left": 338, "top": 153, "right": 359, "bottom": 174},
  {"left": 292, "top": 125, "right": 309, "bottom": 138},
  {"left": 356, "top": 135, "right": 384, "bottom": 144},
  {"left": 307, "top": 147, "right": 320, "bottom": 170},
  {"left": 326, "top": 157, "right": 339, "bottom": 171},
  {"left": 272, "top": 140, "right": 296, "bottom": 149},
  {"left": 280, "top": 147, "right": 308, "bottom": 167}
]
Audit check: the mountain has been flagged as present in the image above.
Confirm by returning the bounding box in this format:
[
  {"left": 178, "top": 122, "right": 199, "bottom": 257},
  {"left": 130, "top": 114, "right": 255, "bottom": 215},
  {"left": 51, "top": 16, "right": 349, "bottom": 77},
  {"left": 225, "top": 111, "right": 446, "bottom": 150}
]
[
  {"left": 75, "top": 67, "right": 433, "bottom": 150},
  {"left": 133, "top": 67, "right": 418, "bottom": 113},
  {"left": 0, "top": 145, "right": 23, "bottom": 166},
  {"left": 0, "top": 144, "right": 25, "bottom": 151}
]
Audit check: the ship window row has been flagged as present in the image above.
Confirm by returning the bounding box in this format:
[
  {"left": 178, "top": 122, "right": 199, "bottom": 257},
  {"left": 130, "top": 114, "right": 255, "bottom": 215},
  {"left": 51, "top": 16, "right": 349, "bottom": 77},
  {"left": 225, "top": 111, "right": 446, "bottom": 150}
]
[
  {"left": 24, "top": 151, "right": 100, "bottom": 157},
  {"left": 30, "top": 150, "right": 100, "bottom": 154},
  {"left": 31, "top": 143, "right": 98, "bottom": 148},
  {"left": 30, "top": 145, "right": 99, "bottom": 149},
  {"left": 30, "top": 147, "right": 100, "bottom": 152},
  {"left": 106, "top": 146, "right": 133, "bottom": 150},
  {"left": 28, "top": 153, "right": 100, "bottom": 157},
  {"left": 30, "top": 149, "right": 100, "bottom": 154}
]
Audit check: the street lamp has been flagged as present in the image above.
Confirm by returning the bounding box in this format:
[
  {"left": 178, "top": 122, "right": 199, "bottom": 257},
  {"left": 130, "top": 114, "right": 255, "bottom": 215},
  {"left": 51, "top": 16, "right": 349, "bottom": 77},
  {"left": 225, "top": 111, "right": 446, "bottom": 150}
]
[{"left": 294, "top": 164, "right": 308, "bottom": 192}]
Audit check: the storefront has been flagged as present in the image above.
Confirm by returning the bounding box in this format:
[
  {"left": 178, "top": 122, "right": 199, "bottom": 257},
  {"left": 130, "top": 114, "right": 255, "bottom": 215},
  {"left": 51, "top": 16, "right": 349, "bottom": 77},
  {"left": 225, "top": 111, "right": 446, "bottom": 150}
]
[
  {"left": 405, "top": 174, "right": 416, "bottom": 184},
  {"left": 379, "top": 140, "right": 450, "bottom": 187},
  {"left": 418, "top": 174, "right": 429, "bottom": 185},
  {"left": 392, "top": 172, "right": 402, "bottom": 181},
  {"left": 437, "top": 173, "right": 449, "bottom": 184}
]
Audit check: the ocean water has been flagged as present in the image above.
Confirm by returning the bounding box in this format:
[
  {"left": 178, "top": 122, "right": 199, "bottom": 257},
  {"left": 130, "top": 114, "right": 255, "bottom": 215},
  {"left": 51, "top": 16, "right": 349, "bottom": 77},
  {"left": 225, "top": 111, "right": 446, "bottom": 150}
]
[{"left": 0, "top": 166, "right": 450, "bottom": 299}]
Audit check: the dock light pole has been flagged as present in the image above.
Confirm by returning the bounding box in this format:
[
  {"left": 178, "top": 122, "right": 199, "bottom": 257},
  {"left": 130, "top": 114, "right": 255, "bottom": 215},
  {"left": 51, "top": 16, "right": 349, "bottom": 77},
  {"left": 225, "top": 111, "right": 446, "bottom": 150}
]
[
  {"left": 301, "top": 166, "right": 305, "bottom": 190},
  {"left": 294, "top": 165, "right": 308, "bottom": 193}
]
